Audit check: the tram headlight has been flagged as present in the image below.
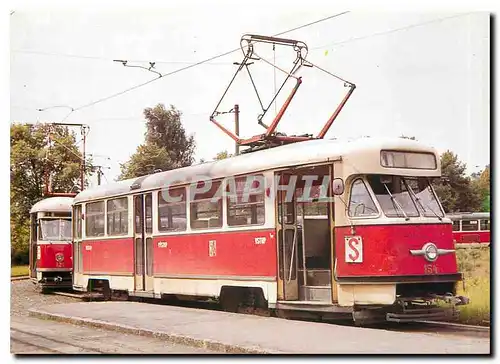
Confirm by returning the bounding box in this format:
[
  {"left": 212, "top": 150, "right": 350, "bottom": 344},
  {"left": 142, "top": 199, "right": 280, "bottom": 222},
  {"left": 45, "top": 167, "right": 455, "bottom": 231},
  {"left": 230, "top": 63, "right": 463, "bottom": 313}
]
[{"left": 423, "top": 243, "right": 438, "bottom": 262}]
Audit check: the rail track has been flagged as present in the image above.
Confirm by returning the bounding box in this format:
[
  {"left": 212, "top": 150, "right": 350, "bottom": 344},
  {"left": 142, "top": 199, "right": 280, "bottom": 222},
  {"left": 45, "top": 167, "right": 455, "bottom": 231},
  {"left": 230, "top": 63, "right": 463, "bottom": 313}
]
[
  {"left": 10, "top": 327, "right": 102, "bottom": 354},
  {"left": 11, "top": 276, "right": 30, "bottom": 281}
]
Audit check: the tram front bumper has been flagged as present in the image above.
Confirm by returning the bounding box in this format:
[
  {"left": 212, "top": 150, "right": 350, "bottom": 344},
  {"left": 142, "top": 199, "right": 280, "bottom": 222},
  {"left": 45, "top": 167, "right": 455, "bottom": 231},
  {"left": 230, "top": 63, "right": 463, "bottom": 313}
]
[
  {"left": 386, "top": 295, "right": 468, "bottom": 323},
  {"left": 386, "top": 306, "right": 459, "bottom": 323}
]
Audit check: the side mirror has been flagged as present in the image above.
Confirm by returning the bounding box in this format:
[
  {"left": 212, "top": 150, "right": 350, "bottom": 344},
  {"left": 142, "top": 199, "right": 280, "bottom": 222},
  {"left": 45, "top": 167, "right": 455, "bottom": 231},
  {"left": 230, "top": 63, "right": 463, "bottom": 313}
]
[{"left": 331, "top": 178, "right": 345, "bottom": 195}]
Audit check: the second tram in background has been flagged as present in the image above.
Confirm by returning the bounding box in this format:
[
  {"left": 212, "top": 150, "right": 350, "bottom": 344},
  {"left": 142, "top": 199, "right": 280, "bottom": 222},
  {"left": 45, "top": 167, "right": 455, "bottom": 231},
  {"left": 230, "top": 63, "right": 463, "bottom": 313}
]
[
  {"left": 29, "top": 197, "right": 74, "bottom": 289},
  {"left": 448, "top": 212, "right": 490, "bottom": 247}
]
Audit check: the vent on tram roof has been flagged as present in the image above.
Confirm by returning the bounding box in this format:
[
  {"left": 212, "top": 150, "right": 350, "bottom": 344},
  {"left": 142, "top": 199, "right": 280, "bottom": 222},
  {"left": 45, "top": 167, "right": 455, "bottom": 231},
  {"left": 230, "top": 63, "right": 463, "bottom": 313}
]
[{"left": 130, "top": 175, "right": 149, "bottom": 190}]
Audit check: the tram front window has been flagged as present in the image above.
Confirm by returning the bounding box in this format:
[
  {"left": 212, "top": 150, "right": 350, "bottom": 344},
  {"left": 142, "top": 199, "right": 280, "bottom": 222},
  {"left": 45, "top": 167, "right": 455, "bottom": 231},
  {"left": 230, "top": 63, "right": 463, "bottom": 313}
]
[
  {"left": 39, "top": 219, "right": 72, "bottom": 241},
  {"left": 366, "top": 175, "right": 444, "bottom": 219}
]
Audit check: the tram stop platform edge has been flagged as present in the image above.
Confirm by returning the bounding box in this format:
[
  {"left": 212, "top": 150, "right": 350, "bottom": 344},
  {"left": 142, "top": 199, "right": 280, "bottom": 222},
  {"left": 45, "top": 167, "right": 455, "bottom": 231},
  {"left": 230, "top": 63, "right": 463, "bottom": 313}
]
[{"left": 28, "top": 301, "right": 490, "bottom": 354}]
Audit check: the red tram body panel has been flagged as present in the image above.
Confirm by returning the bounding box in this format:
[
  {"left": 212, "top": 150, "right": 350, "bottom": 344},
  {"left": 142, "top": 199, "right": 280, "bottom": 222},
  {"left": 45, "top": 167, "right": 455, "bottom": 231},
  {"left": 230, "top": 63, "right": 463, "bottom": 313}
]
[
  {"left": 335, "top": 224, "right": 457, "bottom": 278},
  {"left": 82, "top": 238, "right": 134, "bottom": 275},
  {"left": 37, "top": 243, "right": 73, "bottom": 270},
  {"left": 152, "top": 230, "right": 277, "bottom": 278}
]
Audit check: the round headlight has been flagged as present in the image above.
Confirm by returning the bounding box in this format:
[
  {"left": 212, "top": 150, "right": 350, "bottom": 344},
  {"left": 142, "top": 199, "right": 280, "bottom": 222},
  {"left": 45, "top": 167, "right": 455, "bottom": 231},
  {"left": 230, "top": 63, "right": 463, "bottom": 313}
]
[{"left": 424, "top": 243, "right": 438, "bottom": 262}]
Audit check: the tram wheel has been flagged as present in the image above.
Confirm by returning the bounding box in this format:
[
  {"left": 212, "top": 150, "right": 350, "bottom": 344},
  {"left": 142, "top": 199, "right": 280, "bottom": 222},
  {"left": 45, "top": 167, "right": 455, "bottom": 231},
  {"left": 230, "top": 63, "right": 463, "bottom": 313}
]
[{"left": 39, "top": 286, "right": 52, "bottom": 294}]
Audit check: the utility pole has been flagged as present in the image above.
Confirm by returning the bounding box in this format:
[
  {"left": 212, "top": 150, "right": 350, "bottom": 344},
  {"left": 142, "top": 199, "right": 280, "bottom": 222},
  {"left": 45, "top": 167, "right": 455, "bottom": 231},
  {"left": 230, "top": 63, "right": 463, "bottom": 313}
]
[
  {"left": 234, "top": 104, "right": 240, "bottom": 156},
  {"left": 81, "top": 125, "right": 87, "bottom": 191},
  {"left": 42, "top": 122, "right": 88, "bottom": 197},
  {"left": 97, "top": 166, "right": 102, "bottom": 186},
  {"left": 92, "top": 165, "right": 110, "bottom": 186}
]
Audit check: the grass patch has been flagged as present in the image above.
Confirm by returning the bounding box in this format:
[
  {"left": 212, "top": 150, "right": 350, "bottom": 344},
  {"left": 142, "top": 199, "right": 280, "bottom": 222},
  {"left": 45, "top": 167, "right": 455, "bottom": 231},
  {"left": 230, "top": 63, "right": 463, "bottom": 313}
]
[
  {"left": 11, "top": 265, "right": 29, "bottom": 277},
  {"left": 456, "top": 248, "right": 490, "bottom": 326}
]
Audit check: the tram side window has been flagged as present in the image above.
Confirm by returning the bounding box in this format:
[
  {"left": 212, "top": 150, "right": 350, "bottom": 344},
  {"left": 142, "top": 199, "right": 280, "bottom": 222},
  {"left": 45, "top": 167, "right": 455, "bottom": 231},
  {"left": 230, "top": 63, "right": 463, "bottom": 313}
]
[
  {"left": 480, "top": 219, "right": 490, "bottom": 231},
  {"left": 107, "top": 197, "right": 128, "bottom": 236},
  {"left": 461, "top": 219, "right": 479, "bottom": 232},
  {"left": 158, "top": 187, "right": 187, "bottom": 232},
  {"left": 348, "top": 179, "right": 378, "bottom": 217},
  {"left": 227, "top": 175, "right": 265, "bottom": 226},
  {"left": 452, "top": 220, "right": 460, "bottom": 231},
  {"left": 86, "top": 201, "right": 105, "bottom": 237},
  {"left": 74, "top": 205, "right": 82, "bottom": 239},
  {"left": 190, "top": 181, "right": 222, "bottom": 229}
]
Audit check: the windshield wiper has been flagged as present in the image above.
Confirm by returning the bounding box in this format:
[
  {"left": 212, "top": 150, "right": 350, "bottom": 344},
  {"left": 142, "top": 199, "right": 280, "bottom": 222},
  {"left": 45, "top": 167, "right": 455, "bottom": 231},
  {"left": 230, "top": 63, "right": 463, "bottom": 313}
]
[
  {"left": 405, "top": 180, "right": 442, "bottom": 221},
  {"left": 382, "top": 183, "right": 409, "bottom": 220}
]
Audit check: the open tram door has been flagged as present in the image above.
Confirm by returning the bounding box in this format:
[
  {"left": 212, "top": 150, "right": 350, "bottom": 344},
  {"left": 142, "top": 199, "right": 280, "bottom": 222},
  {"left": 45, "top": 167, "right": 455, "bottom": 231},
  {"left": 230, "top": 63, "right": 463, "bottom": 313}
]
[
  {"left": 276, "top": 172, "right": 299, "bottom": 301},
  {"left": 29, "top": 213, "right": 37, "bottom": 279},
  {"left": 133, "top": 193, "right": 154, "bottom": 293},
  {"left": 276, "top": 165, "right": 341, "bottom": 304}
]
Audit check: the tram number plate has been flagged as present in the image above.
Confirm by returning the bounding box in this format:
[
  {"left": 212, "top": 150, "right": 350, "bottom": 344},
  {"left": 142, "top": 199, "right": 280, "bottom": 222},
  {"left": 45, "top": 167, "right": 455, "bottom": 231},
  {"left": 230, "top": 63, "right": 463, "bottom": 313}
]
[
  {"left": 209, "top": 240, "right": 216, "bottom": 257},
  {"left": 255, "top": 237, "right": 266, "bottom": 245},
  {"left": 424, "top": 264, "right": 438, "bottom": 274},
  {"left": 345, "top": 236, "right": 363, "bottom": 263}
]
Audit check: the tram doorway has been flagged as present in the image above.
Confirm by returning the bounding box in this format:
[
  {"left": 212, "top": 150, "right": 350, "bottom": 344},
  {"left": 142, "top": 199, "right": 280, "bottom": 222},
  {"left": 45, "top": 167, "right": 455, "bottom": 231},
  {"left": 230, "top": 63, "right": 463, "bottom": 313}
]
[
  {"left": 133, "top": 193, "right": 154, "bottom": 292},
  {"left": 276, "top": 164, "right": 335, "bottom": 303}
]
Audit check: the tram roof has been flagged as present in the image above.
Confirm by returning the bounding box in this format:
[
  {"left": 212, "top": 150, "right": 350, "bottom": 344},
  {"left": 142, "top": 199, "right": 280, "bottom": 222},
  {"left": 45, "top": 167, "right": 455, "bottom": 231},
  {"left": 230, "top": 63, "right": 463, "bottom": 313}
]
[
  {"left": 74, "top": 136, "right": 439, "bottom": 203},
  {"left": 29, "top": 197, "right": 74, "bottom": 213}
]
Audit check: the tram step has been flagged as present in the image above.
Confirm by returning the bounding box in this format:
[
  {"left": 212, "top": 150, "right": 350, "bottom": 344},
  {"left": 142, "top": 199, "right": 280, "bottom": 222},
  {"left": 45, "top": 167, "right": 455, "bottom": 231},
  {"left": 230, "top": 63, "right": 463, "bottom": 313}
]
[{"left": 299, "top": 285, "right": 332, "bottom": 302}]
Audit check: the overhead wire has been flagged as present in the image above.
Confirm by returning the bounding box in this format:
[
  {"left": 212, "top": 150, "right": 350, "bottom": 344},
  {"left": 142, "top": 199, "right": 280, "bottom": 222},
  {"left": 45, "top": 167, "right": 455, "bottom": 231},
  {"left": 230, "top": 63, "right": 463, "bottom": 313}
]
[
  {"left": 12, "top": 49, "right": 235, "bottom": 65},
  {"left": 310, "top": 12, "right": 474, "bottom": 51},
  {"left": 49, "top": 11, "right": 351, "bottom": 116}
]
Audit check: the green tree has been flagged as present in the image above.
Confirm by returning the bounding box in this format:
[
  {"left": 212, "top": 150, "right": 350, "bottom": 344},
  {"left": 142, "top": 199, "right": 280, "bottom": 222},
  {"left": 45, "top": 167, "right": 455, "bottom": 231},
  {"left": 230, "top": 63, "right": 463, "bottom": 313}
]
[
  {"left": 433, "top": 151, "right": 482, "bottom": 213},
  {"left": 119, "top": 144, "right": 172, "bottom": 179},
  {"left": 10, "top": 122, "right": 89, "bottom": 263},
  {"left": 472, "top": 164, "right": 490, "bottom": 212},
  {"left": 119, "top": 104, "right": 195, "bottom": 179},
  {"left": 214, "top": 150, "right": 232, "bottom": 160}
]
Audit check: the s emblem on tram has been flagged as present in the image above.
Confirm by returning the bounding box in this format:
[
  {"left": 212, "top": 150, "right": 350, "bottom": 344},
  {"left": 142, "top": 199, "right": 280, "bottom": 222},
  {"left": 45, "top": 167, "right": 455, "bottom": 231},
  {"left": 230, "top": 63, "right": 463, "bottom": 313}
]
[
  {"left": 55, "top": 253, "right": 64, "bottom": 262},
  {"left": 345, "top": 236, "right": 363, "bottom": 263},
  {"left": 409, "top": 242, "right": 455, "bottom": 262}
]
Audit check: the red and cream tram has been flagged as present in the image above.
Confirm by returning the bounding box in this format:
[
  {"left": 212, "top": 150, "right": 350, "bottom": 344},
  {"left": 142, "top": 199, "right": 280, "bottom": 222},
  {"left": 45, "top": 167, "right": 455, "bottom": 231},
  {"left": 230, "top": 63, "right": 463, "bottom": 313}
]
[
  {"left": 72, "top": 137, "right": 468, "bottom": 324},
  {"left": 29, "top": 197, "right": 74, "bottom": 288},
  {"left": 448, "top": 212, "right": 490, "bottom": 247}
]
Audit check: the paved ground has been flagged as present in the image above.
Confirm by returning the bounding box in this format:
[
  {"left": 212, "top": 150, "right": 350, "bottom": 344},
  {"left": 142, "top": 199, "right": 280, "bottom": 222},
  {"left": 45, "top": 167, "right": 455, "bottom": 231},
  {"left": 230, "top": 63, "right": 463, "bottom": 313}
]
[
  {"left": 31, "top": 301, "right": 491, "bottom": 354},
  {"left": 10, "top": 279, "right": 78, "bottom": 317},
  {"left": 11, "top": 280, "right": 219, "bottom": 354},
  {"left": 11, "top": 315, "right": 217, "bottom": 354}
]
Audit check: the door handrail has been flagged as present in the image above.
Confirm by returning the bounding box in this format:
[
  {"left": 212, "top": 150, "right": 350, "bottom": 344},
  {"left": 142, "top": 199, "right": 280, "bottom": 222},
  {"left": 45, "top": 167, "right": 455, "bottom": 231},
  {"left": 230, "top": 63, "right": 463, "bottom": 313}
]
[{"left": 287, "top": 228, "right": 297, "bottom": 283}]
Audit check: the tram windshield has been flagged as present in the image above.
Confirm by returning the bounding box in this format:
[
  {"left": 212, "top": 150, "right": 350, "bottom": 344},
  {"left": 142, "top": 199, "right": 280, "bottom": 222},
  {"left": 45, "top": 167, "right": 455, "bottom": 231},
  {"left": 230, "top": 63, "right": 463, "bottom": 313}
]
[
  {"left": 39, "top": 218, "right": 72, "bottom": 241},
  {"left": 366, "top": 175, "right": 444, "bottom": 218}
]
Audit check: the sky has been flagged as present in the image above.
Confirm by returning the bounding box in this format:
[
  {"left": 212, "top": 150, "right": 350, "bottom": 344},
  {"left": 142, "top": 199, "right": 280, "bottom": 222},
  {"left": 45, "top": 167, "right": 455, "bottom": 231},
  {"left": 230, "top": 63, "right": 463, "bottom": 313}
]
[{"left": 9, "top": 4, "right": 490, "bottom": 188}]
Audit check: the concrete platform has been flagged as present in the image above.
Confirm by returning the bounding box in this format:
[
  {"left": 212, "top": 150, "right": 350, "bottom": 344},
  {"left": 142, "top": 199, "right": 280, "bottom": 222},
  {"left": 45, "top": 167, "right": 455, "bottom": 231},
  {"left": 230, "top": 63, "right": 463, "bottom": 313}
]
[{"left": 29, "top": 301, "right": 490, "bottom": 354}]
